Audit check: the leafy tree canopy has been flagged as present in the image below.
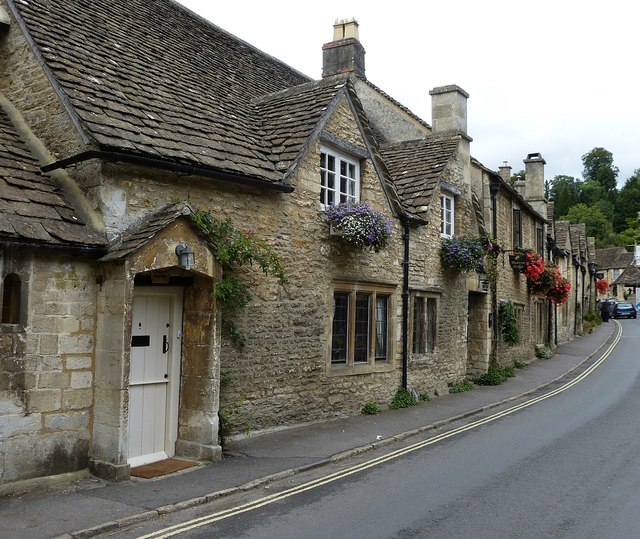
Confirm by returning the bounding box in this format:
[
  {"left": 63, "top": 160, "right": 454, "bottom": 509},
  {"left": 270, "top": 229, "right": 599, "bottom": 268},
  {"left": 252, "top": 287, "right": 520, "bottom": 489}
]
[
  {"left": 548, "top": 175, "right": 581, "bottom": 218},
  {"left": 582, "top": 147, "right": 619, "bottom": 192},
  {"left": 560, "top": 203, "right": 616, "bottom": 248}
]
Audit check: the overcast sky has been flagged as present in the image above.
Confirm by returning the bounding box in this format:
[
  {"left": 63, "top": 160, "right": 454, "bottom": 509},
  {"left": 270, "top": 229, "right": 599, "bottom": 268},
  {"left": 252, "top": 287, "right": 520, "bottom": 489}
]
[{"left": 175, "top": 0, "right": 638, "bottom": 186}]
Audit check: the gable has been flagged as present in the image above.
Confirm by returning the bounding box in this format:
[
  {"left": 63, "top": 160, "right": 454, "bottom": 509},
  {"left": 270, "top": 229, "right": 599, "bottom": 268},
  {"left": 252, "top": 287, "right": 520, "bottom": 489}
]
[{"left": 381, "top": 135, "right": 460, "bottom": 220}]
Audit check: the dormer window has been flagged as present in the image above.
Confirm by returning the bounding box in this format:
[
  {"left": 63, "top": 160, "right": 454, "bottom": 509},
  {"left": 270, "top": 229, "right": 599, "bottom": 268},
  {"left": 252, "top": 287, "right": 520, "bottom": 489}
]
[{"left": 320, "top": 147, "right": 360, "bottom": 208}]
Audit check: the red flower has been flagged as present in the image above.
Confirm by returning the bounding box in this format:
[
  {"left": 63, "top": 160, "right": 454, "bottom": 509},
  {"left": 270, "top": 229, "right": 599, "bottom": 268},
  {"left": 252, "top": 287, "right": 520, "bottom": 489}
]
[{"left": 595, "top": 278, "right": 609, "bottom": 295}]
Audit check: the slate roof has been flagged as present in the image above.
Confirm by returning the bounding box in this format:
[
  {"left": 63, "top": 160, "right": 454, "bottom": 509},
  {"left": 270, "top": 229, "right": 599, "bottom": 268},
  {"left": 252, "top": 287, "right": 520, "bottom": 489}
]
[
  {"left": 380, "top": 135, "right": 461, "bottom": 219},
  {"left": 595, "top": 247, "right": 633, "bottom": 270},
  {"left": 9, "top": 0, "right": 312, "bottom": 184},
  {"left": 0, "top": 103, "right": 105, "bottom": 248},
  {"left": 100, "top": 202, "right": 193, "bottom": 261}
]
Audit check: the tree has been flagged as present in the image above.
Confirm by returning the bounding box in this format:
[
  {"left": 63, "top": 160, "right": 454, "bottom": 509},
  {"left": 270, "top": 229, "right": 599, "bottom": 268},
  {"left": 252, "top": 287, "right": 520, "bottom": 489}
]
[
  {"left": 581, "top": 147, "right": 619, "bottom": 193},
  {"left": 560, "top": 203, "right": 617, "bottom": 248},
  {"left": 618, "top": 216, "right": 640, "bottom": 249},
  {"left": 548, "top": 175, "right": 582, "bottom": 218},
  {"left": 617, "top": 169, "right": 640, "bottom": 231}
]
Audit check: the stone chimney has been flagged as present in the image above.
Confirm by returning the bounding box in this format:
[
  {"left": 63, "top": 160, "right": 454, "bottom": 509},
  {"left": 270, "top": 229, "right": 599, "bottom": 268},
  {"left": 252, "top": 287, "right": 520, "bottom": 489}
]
[
  {"left": 430, "top": 85, "right": 472, "bottom": 188},
  {"left": 429, "top": 85, "right": 469, "bottom": 136},
  {"left": 523, "top": 152, "right": 548, "bottom": 218},
  {"left": 498, "top": 161, "right": 512, "bottom": 183},
  {"left": 322, "top": 19, "right": 366, "bottom": 78}
]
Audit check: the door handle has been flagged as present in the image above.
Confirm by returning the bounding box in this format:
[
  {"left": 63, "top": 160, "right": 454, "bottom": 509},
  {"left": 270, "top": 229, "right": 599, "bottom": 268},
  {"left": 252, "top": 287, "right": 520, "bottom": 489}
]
[{"left": 162, "top": 335, "right": 169, "bottom": 354}]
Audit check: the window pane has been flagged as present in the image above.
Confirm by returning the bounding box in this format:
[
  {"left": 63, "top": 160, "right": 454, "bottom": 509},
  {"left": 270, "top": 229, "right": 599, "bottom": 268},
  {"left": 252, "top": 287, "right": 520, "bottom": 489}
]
[
  {"left": 426, "top": 298, "right": 437, "bottom": 353},
  {"left": 2, "top": 274, "right": 21, "bottom": 324},
  {"left": 513, "top": 210, "right": 522, "bottom": 248},
  {"left": 354, "top": 293, "right": 370, "bottom": 363},
  {"left": 441, "top": 195, "right": 454, "bottom": 236},
  {"left": 332, "top": 293, "right": 349, "bottom": 364},
  {"left": 375, "top": 296, "right": 388, "bottom": 360},
  {"left": 412, "top": 297, "right": 425, "bottom": 353}
]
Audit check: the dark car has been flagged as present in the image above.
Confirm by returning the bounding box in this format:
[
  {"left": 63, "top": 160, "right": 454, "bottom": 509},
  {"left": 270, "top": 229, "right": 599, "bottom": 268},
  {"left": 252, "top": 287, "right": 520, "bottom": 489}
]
[{"left": 612, "top": 302, "right": 637, "bottom": 319}]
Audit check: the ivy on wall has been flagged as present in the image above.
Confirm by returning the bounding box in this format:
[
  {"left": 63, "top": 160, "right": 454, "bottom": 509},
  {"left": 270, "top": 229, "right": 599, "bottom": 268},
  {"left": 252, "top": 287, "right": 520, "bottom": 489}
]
[
  {"left": 191, "top": 210, "right": 287, "bottom": 346},
  {"left": 498, "top": 300, "right": 519, "bottom": 346}
]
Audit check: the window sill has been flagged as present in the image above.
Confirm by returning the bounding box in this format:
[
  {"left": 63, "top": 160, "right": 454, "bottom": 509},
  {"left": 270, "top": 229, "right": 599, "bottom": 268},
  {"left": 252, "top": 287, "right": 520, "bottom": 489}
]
[
  {"left": 0, "top": 323, "right": 24, "bottom": 333},
  {"left": 327, "top": 361, "right": 395, "bottom": 377}
]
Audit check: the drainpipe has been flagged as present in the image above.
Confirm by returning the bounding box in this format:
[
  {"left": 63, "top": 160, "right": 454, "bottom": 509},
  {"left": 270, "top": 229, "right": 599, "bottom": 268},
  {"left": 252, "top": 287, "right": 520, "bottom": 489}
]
[
  {"left": 489, "top": 179, "right": 501, "bottom": 361},
  {"left": 581, "top": 265, "right": 586, "bottom": 326},
  {"left": 573, "top": 256, "right": 579, "bottom": 335},
  {"left": 401, "top": 218, "right": 410, "bottom": 390}
]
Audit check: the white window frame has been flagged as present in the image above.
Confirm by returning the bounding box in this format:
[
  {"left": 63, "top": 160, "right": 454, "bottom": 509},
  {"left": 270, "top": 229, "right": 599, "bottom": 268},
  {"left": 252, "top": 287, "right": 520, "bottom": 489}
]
[
  {"left": 320, "top": 147, "right": 360, "bottom": 208},
  {"left": 440, "top": 193, "right": 455, "bottom": 237}
]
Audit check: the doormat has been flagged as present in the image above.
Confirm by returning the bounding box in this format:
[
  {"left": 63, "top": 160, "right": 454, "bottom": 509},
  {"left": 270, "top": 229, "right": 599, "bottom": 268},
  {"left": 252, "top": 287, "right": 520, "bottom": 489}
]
[{"left": 131, "top": 458, "right": 200, "bottom": 479}]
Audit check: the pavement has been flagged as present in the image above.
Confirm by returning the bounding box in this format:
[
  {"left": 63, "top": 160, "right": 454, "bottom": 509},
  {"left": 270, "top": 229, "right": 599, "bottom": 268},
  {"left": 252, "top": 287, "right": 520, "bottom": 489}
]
[{"left": 0, "top": 321, "right": 620, "bottom": 539}]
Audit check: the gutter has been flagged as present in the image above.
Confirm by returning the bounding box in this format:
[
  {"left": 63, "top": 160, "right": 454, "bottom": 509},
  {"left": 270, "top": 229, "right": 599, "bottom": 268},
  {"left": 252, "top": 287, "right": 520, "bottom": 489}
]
[
  {"left": 0, "top": 240, "right": 107, "bottom": 257},
  {"left": 41, "top": 150, "right": 295, "bottom": 194}
]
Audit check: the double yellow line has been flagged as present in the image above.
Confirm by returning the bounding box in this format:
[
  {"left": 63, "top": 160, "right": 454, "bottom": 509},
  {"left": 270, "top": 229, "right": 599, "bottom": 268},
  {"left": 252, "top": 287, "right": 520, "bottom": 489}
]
[{"left": 140, "top": 324, "right": 622, "bottom": 538}]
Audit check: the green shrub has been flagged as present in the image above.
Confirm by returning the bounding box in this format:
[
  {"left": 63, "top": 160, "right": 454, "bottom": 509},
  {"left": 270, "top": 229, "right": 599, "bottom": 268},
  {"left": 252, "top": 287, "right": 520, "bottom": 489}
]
[
  {"left": 536, "top": 346, "right": 553, "bottom": 359},
  {"left": 389, "top": 387, "right": 417, "bottom": 409},
  {"left": 419, "top": 392, "right": 431, "bottom": 402},
  {"left": 514, "top": 360, "right": 528, "bottom": 369},
  {"left": 361, "top": 402, "right": 381, "bottom": 415},
  {"left": 584, "top": 310, "right": 601, "bottom": 324},
  {"left": 449, "top": 379, "right": 475, "bottom": 394},
  {"left": 474, "top": 363, "right": 514, "bottom": 386}
]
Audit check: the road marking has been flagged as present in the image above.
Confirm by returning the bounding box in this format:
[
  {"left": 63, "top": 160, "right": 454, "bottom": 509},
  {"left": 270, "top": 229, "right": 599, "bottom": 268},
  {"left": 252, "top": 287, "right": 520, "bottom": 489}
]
[{"left": 138, "top": 323, "right": 622, "bottom": 538}]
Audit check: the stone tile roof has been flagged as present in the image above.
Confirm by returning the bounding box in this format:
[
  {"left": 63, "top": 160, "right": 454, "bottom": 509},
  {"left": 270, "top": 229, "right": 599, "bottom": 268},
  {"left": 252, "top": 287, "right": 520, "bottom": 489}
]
[
  {"left": 100, "top": 202, "right": 193, "bottom": 261},
  {"left": 587, "top": 237, "right": 596, "bottom": 263},
  {"left": 554, "top": 221, "right": 571, "bottom": 252},
  {"left": 569, "top": 224, "right": 586, "bottom": 256},
  {"left": 10, "top": 0, "right": 311, "bottom": 184},
  {"left": 595, "top": 246, "right": 633, "bottom": 269},
  {"left": 380, "top": 134, "right": 460, "bottom": 219},
  {"left": 0, "top": 104, "right": 105, "bottom": 248},
  {"left": 612, "top": 263, "right": 640, "bottom": 286},
  {"left": 255, "top": 75, "right": 351, "bottom": 179}
]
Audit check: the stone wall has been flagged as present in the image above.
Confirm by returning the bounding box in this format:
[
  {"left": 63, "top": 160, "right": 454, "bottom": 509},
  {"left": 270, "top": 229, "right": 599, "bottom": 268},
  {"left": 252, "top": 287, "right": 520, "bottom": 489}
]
[{"left": 0, "top": 252, "right": 96, "bottom": 482}]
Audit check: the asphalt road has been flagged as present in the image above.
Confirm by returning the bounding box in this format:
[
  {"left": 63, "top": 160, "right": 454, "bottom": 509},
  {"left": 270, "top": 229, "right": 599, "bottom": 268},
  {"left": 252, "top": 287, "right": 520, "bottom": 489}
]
[{"left": 110, "top": 319, "right": 640, "bottom": 538}]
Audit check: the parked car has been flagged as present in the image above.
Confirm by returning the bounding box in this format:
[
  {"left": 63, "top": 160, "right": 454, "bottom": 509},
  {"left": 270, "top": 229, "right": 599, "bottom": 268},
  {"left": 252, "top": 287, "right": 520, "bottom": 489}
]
[{"left": 612, "top": 302, "right": 637, "bottom": 319}]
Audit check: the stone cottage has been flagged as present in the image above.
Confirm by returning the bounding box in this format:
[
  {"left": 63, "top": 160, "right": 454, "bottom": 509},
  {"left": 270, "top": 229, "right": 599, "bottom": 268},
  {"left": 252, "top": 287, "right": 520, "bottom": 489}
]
[{"left": 0, "top": 0, "right": 589, "bottom": 486}]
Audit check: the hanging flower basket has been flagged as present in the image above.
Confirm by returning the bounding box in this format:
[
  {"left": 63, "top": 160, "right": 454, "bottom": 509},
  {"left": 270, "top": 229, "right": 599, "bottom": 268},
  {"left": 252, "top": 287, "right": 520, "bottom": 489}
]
[
  {"left": 440, "top": 235, "right": 503, "bottom": 275},
  {"left": 324, "top": 202, "right": 392, "bottom": 252},
  {"left": 547, "top": 274, "right": 571, "bottom": 305},
  {"left": 509, "top": 248, "right": 532, "bottom": 272},
  {"left": 440, "top": 236, "right": 485, "bottom": 273},
  {"left": 595, "top": 278, "right": 609, "bottom": 295}
]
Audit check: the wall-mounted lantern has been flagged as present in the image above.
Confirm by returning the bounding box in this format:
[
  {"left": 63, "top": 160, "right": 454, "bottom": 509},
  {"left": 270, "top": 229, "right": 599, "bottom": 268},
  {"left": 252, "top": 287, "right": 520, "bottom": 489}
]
[{"left": 175, "top": 243, "right": 195, "bottom": 270}]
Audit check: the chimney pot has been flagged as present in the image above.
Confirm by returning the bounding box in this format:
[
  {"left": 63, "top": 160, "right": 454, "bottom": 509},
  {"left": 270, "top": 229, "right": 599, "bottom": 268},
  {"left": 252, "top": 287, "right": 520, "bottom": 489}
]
[{"left": 322, "top": 18, "right": 366, "bottom": 78}]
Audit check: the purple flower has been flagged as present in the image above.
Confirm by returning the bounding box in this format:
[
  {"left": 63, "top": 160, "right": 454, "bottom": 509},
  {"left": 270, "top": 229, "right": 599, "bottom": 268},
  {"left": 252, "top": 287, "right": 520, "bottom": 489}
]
[{"left": 324, "top": 202, "right": 392, "bottom": 252}]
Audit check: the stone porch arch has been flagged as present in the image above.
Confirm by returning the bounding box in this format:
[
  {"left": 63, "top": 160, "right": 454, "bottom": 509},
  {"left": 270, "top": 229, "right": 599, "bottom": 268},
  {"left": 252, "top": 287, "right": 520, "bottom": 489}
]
[{"left": 89, "top": 205, "right": 222, "bottom": 481}]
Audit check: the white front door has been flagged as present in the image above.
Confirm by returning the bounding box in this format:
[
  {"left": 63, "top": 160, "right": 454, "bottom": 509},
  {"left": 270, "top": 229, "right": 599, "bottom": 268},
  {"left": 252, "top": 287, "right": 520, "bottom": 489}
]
[{"left": 128, "top": 287, "right": 183, "bottom": 467}]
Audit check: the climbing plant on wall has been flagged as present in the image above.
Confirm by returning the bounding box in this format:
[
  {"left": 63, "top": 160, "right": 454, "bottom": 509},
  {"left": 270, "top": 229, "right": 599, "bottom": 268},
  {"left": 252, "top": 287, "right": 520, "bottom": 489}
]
[{"left": 191, "top": 210, "right": 287, "bottom": 346}]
